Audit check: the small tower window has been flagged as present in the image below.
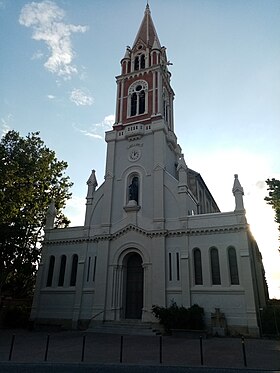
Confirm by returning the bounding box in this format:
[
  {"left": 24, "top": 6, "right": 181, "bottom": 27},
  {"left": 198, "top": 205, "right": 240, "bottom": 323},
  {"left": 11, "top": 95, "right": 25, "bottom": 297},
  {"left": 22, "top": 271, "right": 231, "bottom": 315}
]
[
  {"left": 134, "top": 56, "right": 139, "bottom": 71},
  {"left": 140, "top": 54, "right": 145, "bottom": 69},
  {"left": 134, "top": 54, "right": 145, "bottom": 71},
  {"left": 162, "top": 88, "right": 170, "bottom": 127}
]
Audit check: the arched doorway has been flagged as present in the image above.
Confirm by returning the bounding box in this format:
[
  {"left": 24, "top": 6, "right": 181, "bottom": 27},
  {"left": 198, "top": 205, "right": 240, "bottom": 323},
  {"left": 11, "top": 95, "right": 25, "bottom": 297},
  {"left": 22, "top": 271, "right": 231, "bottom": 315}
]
[{"left": 124, "top": 253, "right": 143, "bottom": 319}]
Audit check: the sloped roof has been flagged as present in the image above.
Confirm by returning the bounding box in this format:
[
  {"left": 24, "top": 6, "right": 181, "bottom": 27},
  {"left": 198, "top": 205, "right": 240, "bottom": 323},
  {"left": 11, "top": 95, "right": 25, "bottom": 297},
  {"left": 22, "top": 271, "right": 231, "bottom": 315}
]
[{"left": 132, "top": 4, "right": 161, "bottom": 49}]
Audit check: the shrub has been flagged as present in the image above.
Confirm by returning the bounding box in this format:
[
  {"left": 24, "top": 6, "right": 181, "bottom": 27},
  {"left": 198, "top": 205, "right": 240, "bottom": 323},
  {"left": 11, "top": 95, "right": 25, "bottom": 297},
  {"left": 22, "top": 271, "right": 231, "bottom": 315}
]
[
  {"left": 1, "top": 305, "right": 30, "bottom": 328},
  {"left": 261, "top": 305, "right": 280, "bottom": 336},
  {"left": 152, "top": 302, "right": 204, "bottom": 332}
]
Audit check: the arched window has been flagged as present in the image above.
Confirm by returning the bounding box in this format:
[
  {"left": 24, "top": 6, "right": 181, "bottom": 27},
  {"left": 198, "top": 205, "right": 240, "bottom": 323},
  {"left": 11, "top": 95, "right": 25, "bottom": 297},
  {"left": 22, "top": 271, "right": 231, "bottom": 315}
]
[
  {"left": 131, "top": 92, "right": 137, "bottom": 116},
  {"left": 134, "top": 56, "right": 139, "bottom": 71},
  {"left": 210, "top": 247, "right": 221, "bottom": 285},
  {"left": 228, "top": 247, "right": 239, "bottom": 285},
  {"left": 193, "top": 248, "right": 203, "bottom": 285},
  {"left": 162, "top": 89, "right": 169, "bottom": 124},
  {"left": 139, "top": 90, "right": 145, "bottom": 114},
  {"left": 46, "top": 255, "right": 55, "bottom": 287},
  {"left": 128, "top": 80, "right": 148, "bottom": 117},
  {"left": 70, "top": 254, "right": 78, "bottom": 287},
  {"left": 58, "top": 255, "right": 66, "bottom": 286},
  {"left": 128, "top": 175, "right": 139, "bottom": 204},
  {"left": 140, "top": 54, "right": 145, "bottom": 69}
]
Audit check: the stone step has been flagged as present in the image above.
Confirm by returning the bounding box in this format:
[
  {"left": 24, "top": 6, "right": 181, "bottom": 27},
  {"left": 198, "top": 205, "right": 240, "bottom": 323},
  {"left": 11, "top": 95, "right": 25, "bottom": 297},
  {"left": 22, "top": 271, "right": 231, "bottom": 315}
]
[{"left": 87, "top": 320, "right": 161, "bottom": 336}]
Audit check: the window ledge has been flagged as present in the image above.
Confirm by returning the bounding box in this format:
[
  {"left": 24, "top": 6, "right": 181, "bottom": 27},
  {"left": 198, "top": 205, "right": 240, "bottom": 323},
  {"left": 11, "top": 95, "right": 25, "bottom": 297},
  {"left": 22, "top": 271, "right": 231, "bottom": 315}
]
[{"left": 124, "top": 200, "right": 141, "bottom": 212}]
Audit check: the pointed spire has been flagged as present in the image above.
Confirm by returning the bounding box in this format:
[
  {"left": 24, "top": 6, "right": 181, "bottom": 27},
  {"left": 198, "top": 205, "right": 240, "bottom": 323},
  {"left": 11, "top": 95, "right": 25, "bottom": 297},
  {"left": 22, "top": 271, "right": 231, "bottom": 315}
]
[
  {"left": 132, "top": 4, "right": 160, "bottom": 49},
  {"left": 232, "top": 174, "right": 245, "bottom": 211},
  {"left": 45, "top": 200, "right": 57, "bottom": 229}
]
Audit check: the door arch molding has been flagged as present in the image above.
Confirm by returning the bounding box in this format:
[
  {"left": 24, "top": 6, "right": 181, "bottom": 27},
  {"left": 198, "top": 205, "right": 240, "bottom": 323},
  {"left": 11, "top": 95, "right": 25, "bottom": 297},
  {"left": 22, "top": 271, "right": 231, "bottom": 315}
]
[{"left": 112, "top": 242, "right": 149, "bottom": 266}]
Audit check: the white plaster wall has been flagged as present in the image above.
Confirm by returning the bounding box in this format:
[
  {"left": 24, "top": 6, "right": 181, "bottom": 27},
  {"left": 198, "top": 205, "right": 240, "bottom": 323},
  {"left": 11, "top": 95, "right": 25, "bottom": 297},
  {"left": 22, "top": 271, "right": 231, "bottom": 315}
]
[
  {"left": 192, "top": 291, "right": 247, "bottom": 326},
  {"left": 38, "top": 291, "right": 75, "bottom": 319}
]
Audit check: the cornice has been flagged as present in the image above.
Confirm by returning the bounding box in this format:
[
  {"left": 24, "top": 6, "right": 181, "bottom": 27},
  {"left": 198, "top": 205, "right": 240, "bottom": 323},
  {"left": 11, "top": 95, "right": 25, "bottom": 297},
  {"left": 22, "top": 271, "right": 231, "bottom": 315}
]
[
  {"left": 116, "top": 65, "right": 161, "bottom": 82},
  {"left": 44, "top": 223, "right": 248, "bottom": 246}
]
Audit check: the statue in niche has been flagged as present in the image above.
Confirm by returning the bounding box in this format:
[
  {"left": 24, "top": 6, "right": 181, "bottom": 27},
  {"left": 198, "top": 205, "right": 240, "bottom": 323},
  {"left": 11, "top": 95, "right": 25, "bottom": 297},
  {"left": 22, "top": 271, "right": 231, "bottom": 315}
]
[{"left": 129, "top": 176, "right": 139, "bottom": 203}]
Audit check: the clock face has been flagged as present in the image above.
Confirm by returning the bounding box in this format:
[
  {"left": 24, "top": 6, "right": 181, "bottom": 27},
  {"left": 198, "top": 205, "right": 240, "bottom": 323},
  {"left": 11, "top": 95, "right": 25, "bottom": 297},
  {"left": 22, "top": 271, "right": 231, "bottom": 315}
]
[{"left": 129, "top": 148, "right": 141, "bottom": 161}]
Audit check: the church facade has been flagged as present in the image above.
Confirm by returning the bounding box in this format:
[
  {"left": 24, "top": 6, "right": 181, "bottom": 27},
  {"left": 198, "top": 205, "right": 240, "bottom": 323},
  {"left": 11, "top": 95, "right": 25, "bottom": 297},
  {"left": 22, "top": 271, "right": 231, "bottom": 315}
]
[{"left": 30, "top": 5, "right": 268, "bottom": 336}]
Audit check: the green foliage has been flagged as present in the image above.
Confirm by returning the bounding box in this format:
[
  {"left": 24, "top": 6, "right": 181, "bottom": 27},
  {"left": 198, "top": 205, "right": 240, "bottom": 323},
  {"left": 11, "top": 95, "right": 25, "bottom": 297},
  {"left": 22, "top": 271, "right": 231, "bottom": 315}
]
[
  {"left": 0, "top": 130, "right": 73, "bottom": 297},
  {"left": 261, "top": 304, "right": 280, "bottom": 336},
  {"left": 265, "top": 178, "right": 280, "bottom": 249},
  {"left": 152, "top": 302, "right": 205, "bottom": 332}
]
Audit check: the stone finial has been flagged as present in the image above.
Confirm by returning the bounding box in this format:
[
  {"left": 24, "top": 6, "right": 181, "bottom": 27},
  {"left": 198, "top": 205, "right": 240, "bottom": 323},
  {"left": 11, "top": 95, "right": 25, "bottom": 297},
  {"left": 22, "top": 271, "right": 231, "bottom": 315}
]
[
  {"left": 177, "top": 154, "right": 187, "bottom": 171},
  {"left": 177, "top": 155, "right": 188, "bottom": 191},
  {"left": 123, "top": 46, "right": 131, "bottom": 60},
  {"left": 152, "top": 37, "right": 161, "bottom": 50},
  {"left": 232, "top": 174, "right": 245, "bottom": 211},
  {"left": 86, "top": 170, "right": 98, "bottom": 200},
  {"left": 145, "top": 2, "right": 150, "bottom": 14},
  {"left": 45, "top": 200, "right": 57, "bottom": 229}
]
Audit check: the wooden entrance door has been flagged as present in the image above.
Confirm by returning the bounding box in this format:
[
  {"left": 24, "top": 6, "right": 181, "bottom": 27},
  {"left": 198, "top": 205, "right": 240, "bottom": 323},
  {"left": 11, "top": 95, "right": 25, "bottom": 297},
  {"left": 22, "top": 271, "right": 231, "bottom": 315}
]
[{"left": 125, "top": 254, "right": 143, "bottom": 319}]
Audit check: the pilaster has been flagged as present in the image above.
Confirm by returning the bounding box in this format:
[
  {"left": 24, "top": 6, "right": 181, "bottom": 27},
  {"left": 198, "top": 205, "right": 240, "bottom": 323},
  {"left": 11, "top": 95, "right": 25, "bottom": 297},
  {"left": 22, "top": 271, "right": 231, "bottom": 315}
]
[
  {"left": 180, "top": 238, "right": 191, "bottom": 308},
  {"left": 151, "top": 236, "right": 166, "bottom": 307},
  {"left": 91, "top": 240, "right": 110, "bottom": 321},
  {"left": 71, "top": 244, "right": 87, "bottom": 328}
]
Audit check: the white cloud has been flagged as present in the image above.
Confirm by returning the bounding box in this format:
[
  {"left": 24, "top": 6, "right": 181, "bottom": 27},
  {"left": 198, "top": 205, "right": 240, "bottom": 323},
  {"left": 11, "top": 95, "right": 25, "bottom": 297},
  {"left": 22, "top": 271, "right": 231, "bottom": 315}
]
[
  {"left": 70, "top": 88, "right": 94, "bottom": 106},
  {"left": 79, "top": 66, "right": 87, "bottom": 81},
  {"left": 1, "top": 114, "right": 13, "bottom": 137},
  {"left": 64, "top": 196, "right": 85, "bottom": 227},
  {"left": 78, "top": 129, "right": 103, "bottom": 140},
  {"left": 31, "top": 49, "right": 44, "bottom": 60},
  {"left": 73, "top": 114, "right": 115, "bottom": 140},
  {"left": 103, "top": 114, "right": 115, "bottom": 128},
  {"left": 47, "top": 94, "right": 55, "bottom": 99},
  {"left": 19, "top": 0, "right": 88, "bottom": 79}
]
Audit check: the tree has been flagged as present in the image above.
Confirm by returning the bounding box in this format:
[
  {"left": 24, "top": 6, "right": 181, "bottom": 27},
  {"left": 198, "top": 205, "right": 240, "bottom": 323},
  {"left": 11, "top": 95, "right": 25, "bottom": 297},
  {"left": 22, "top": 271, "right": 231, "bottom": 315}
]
[
  {"left": 0, "top": 130, "right": 73, "bottom": 297},
  {"left": 265, "top": 178, "right": 280, "bottom": 250}
]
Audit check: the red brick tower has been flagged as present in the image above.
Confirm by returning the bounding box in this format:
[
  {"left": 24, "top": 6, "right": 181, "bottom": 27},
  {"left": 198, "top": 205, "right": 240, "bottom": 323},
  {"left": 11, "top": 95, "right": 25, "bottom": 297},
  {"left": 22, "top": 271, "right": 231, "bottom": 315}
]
[{"left": 114, "top": 4, "right": 174, "bottom": 131}]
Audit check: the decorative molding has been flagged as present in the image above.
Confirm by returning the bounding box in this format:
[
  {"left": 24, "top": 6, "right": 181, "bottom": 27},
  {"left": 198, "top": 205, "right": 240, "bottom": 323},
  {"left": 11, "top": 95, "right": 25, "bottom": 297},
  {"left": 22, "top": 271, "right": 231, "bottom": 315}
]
[{"left": 44, "top": 223, "right": 247, "bottom": 246}]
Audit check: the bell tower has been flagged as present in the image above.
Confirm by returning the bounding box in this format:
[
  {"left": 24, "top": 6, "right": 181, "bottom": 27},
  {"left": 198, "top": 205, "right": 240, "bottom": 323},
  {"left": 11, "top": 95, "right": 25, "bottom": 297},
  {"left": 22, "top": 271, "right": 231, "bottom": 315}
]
[
  {"left": 88, "top": 3, "right": 184, "bottom": 233},
  {"left": 115, "top": 4, "right": 175, "bottom": 131}
]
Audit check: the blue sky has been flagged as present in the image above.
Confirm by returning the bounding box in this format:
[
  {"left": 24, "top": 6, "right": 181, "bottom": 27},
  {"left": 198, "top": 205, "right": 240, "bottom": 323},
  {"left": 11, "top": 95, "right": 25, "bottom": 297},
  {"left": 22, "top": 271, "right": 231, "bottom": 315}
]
[{"left": 1, "top": 0, "right": 279, "bottom": 298}]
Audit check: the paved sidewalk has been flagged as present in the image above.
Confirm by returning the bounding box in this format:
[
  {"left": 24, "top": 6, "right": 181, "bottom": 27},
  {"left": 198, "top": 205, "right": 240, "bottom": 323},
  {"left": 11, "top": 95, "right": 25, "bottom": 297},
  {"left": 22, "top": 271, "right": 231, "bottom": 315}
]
[
  {"left": 0, "top": 329, "right": 279, "bottom": 371},
  {"left": 0, "top": 362, "right": 279, "bottom": 373}
]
